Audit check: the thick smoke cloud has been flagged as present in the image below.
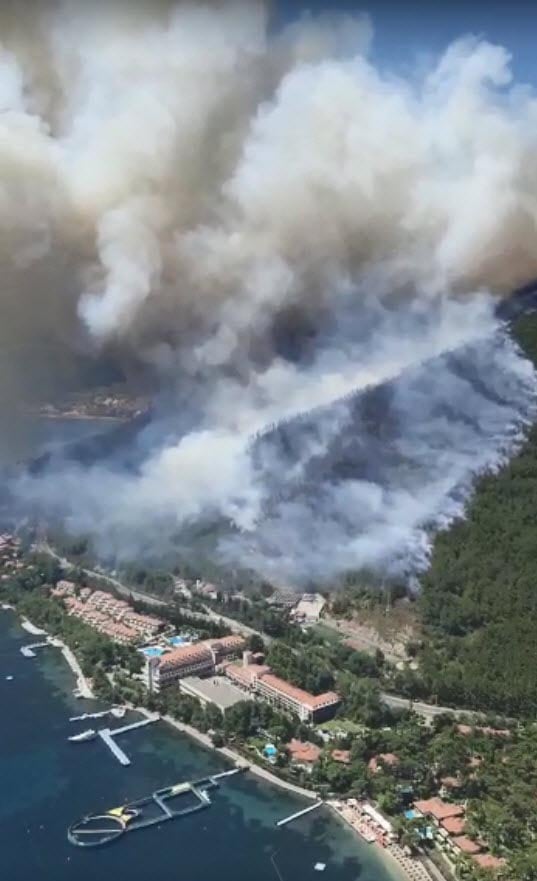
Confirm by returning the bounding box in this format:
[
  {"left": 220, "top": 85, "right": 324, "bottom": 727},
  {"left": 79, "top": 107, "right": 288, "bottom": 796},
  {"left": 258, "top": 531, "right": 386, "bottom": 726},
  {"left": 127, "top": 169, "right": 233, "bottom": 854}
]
[{"left": 3, "top": 1, "right": 537, "bottom": 584}]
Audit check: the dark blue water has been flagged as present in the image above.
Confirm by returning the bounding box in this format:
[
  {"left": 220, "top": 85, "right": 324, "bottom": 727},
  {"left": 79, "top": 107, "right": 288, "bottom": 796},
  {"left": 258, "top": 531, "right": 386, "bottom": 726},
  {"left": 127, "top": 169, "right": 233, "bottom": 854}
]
[{"left": 0, "top": 613, "right": 400, "bottom": 881}]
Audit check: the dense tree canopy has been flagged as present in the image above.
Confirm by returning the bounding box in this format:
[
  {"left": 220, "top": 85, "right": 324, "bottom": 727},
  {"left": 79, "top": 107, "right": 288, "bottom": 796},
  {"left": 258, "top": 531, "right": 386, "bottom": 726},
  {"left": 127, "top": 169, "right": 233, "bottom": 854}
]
[{"left": 419, "top": 315, "right": 537, "bottom": 715}]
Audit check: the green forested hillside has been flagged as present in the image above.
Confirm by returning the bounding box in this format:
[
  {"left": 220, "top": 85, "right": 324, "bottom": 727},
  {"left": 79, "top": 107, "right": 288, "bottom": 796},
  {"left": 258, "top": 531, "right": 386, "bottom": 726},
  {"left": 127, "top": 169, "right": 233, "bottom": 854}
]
[{"left": 419, "top": 315, "right": 537, "bottom": 715}]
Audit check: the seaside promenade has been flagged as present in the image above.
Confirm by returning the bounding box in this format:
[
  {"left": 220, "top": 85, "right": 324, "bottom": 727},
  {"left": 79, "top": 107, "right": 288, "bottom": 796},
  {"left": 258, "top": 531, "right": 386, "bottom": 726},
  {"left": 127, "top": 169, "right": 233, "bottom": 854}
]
[{"left": 134, "top": 707, "right": 319, "bottom": 801}]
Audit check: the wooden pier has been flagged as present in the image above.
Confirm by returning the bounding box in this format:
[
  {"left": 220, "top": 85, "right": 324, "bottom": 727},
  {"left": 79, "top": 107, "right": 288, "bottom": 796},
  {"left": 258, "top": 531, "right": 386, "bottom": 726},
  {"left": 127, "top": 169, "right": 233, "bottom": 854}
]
[
  {"left": 276, "top": 801, "right": 323, "bottom": 827},
  {"left": 96, "top": 714, "right": 160, "bottom": 766},
  {"left": 107, "top": 716, "right": 159, "bottom": 737},
  {"left": 98, "top": 730, "right": 131, "bottom": 766}
]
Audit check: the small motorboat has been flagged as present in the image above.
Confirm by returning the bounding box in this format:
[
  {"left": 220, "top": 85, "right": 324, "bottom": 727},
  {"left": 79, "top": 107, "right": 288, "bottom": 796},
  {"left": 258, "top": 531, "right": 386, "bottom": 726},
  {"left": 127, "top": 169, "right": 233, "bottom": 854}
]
[{"left": 68, "top": 728, "right": 97, "bottom": 743}]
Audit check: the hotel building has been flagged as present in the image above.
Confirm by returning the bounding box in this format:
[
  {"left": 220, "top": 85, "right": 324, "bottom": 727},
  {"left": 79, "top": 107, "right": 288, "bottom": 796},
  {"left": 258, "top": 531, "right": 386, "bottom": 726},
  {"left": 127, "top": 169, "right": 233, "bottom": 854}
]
[
  {"left": 146, "top": 635, "right": 245, "bottom": 691},
  {"left": 225, "top": 656, "right": 340, "bottom": 722}
]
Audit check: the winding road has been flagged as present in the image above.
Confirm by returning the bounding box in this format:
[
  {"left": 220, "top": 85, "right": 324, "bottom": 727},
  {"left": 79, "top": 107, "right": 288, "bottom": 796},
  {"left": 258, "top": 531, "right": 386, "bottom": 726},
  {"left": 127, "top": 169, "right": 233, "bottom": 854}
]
[{"left": 36, "top": 542, "right": 489, "bottom": 722}]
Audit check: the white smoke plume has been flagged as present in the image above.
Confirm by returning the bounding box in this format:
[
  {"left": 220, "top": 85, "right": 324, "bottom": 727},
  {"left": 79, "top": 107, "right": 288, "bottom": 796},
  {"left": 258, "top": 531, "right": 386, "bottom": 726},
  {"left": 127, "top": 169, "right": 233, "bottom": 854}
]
[{"left": 3, "top": 0, "right": 537, "bottom": 584}]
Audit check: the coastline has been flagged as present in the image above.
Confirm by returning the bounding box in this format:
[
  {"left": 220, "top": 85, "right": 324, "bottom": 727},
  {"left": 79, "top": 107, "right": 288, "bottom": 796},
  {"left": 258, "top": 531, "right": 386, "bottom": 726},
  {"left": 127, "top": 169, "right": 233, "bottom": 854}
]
[
  {"left": 155, "top": 709, "right": 432, "bottom": 881},
  {"left": 54, "top": 639, "right": 95, "bottom": 699},
  {"left": 139, "top": 708, "right": 430, "bottom": 881},
  {"left": 25, "top": 412, "right": 128, "bottom": 423},
  {"left": 21, "top": 618, "right": 48, "bottom": 636},
  {"left": 16, "top": 613, "right": 95, "bottom": 699},
  {"left": 327, "top": 801, "right": 419, "bottom": 881},
  {"left": 5, "top": 606, "right": 432, "bottom": 881},
  {"left": 135, "top": 706, "right": 319, "bottom": 800}
]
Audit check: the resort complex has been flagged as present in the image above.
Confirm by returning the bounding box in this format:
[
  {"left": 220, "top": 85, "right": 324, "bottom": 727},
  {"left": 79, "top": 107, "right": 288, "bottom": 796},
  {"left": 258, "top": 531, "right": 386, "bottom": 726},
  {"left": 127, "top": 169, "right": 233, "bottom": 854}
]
[
  {"left": 0, "top": 535, "right": 521, "bottom": 881},
  {"left": 225, "top": 655, "right": 341, "bottom": 722},
  {"left": 413, "top": 798, "right": 506, "bottom": 875},
  {"left": 54, "top": 584, "right": 165, "bottom": 644},
  {"left": 145, "top": 635, "right": 246, "bottom": 690}
]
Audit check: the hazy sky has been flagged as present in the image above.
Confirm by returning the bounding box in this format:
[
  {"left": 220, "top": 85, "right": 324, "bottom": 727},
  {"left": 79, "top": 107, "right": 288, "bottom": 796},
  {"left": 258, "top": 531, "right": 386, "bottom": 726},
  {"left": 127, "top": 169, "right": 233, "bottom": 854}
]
[{"left": 279, "top": 1, "right": 537, "bottom": 84}]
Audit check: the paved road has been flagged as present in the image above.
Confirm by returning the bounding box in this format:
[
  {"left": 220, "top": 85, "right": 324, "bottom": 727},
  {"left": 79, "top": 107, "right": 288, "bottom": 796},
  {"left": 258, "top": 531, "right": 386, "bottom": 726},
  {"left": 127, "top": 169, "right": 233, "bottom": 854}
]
[
  {"left": 196, "top": 604, "right": 274, "bottom": 645},
  {"left": 37, "top": 542, "right": 168, "bottom": 608},
  {"left": 37, "top": 542, "right": 271, "bottom": 643},
  {"left": 36, "top": 543, "right": 489, "bottom": 720},
  {"left": 380, "top": 692, "right": 481, "bottom": 722}
]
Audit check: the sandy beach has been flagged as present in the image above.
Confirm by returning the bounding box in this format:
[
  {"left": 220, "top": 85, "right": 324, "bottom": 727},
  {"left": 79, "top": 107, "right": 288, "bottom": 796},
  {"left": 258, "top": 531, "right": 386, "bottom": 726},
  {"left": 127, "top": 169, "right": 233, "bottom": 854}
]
[{"left": 328, "top": 801, "right": 427, "bottom": 881}]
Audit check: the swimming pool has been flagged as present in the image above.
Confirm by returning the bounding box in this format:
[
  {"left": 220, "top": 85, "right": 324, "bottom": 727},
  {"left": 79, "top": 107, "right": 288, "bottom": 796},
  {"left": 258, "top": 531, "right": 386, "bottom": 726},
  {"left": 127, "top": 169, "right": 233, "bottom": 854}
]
[
  {"left": 168, "top": 636, "right": 188, "bottom": 647},
  {"left": 142, "top": 646, "right": 164, "bottom": 658}
]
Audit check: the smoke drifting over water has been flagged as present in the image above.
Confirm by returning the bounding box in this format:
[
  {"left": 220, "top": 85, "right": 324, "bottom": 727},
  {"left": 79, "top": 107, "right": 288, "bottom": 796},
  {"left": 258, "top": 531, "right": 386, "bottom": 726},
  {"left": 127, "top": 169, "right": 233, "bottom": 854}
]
[{"left": 4, "top": 0, "right": 537, "bottom": 583}]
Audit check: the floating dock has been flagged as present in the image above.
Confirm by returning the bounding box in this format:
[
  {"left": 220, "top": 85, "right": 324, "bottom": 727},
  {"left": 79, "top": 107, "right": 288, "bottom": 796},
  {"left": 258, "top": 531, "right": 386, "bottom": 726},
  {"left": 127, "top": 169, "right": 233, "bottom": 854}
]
[
  {"left": 68, "top": 766, "right": 246, "bottom": 847},
  {"left": 95, "top": 714, "right": 160, "bottom": 766},
  {"left": 276, "top": 801, "right": 324, "bottom": 827},
  {"left": 70, "top": 714, "right": 160, "bottom": 766},
  {"left": 98, "top": 730, "right": 131, "bottom": 766},
  {"left": 107, "top": 716, "right": 158, "bottom": 737}
]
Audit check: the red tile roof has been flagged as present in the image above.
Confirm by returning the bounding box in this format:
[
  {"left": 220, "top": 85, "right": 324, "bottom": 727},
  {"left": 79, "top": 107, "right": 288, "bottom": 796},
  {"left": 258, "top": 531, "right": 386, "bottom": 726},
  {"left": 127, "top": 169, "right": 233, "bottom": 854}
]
[
  {"left": 368, "top": 753, "right": 400, "bottom": 773},
  {"left": 332, "top": 750, "right": 351, "bottom": 764},
  {"left": 414, "top": 798, "right": 465, "bottom": 822},
  {"left": 453, "top": 836, "right": 482, "bottom": 855},
  {"left": 286, "top": 739, "right": 321, "bottom": 764},
  {"left": 225, "top": 663, "right": 270, "bottom": 686},
  {"left": 472, "top": 853, "right": 507, "bottom": 871},
  {"left": 258, "top": 673, "right": 339, "bottom": 710},
  {"left": 160, "top": 636, "right": 244, "bottom": 671},
  {"left": 160, "top": 643, "right": 212, "bottom": 670},
  {"left": 208, "top": 635, "right": 245, "bottom": 653},
  {"left": 441, "top": 816, "right": 466, "bottom": 836}
]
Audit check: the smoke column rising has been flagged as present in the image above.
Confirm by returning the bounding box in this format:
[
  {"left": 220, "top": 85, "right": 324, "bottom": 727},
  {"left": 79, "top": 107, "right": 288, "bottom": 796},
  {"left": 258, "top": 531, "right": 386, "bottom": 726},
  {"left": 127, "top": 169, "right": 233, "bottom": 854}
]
[{"left": 3, "top": 0, "right": 537, "bottom": 583}]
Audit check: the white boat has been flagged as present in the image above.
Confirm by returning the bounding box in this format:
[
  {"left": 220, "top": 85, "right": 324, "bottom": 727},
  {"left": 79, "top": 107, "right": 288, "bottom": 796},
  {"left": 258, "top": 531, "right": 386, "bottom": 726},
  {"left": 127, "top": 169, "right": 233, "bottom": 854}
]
[
  {"left": 68, "top": 729, "right": 96, "bottom": 743},
  {"left": 69, "top": 710, "right": 109, "bottom": 722}
]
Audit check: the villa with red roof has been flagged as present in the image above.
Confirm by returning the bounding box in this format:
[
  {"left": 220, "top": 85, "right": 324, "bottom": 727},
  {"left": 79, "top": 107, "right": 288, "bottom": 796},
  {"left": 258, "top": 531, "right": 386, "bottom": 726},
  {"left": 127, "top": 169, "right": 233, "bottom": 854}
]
[
  {"left": 286, "top": 739, "right": 322, "bottom": 767},
  {"left": 414, "top": 798, "right": 465, "bottom": 824},
  {"left": 368, "top": 753, "right": 400, "bottom": 774}
]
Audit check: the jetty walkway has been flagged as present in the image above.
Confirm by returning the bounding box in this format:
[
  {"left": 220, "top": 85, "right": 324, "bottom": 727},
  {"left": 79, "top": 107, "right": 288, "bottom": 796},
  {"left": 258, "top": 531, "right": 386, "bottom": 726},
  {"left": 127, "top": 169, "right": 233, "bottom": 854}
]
[
  {"left": 276, "top": 802, "right": 323, "bottom": 827},
  {"left": 91, "top": 714, "right": 160, "bottom": 766}
]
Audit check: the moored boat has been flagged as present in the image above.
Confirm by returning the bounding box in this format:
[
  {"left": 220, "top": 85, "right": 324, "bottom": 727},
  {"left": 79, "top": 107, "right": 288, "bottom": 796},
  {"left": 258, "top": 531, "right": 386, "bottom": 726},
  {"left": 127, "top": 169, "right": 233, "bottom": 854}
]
[{"left": 68, "top": 728, "right": 96, "bottom": 743}]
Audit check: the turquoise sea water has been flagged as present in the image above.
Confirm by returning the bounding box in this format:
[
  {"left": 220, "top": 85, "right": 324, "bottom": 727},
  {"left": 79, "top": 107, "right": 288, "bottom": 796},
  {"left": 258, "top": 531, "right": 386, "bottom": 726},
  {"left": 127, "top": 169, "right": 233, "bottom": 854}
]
[{"left": 0, "top": 613, "right": 401, "bottom": 881}]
